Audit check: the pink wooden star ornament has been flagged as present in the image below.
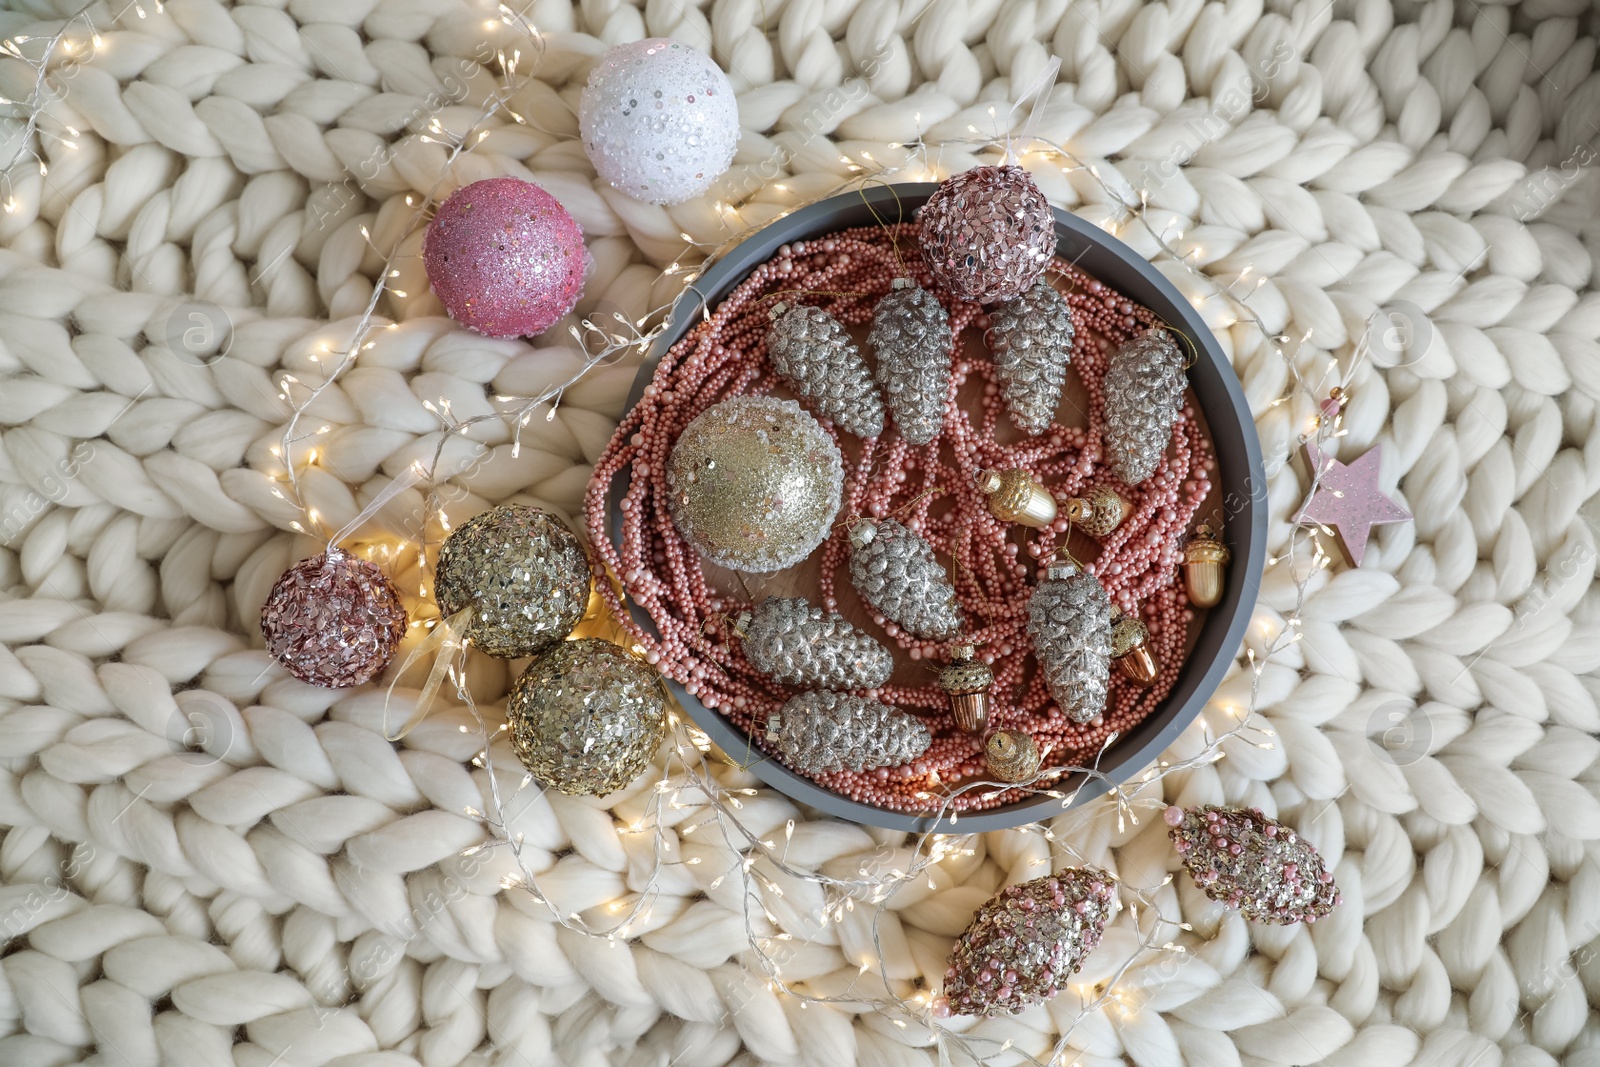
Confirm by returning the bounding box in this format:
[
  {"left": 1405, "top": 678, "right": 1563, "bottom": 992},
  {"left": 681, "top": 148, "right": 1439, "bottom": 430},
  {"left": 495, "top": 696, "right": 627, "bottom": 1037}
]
[{"left": 1297, "top": 442, "right": 1411, "bottom": 567}]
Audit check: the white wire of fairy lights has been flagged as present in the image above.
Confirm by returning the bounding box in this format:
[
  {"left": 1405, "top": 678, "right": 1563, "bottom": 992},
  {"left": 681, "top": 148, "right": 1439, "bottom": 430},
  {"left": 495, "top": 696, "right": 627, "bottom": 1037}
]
[{"left": 5, "top": 6, "right": 1374, "bottom": 1056}]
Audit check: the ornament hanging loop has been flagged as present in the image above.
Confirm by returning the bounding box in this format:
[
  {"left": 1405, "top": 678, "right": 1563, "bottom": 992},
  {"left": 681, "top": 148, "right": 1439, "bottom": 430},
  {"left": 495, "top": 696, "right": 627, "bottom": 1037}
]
[
  {"left": 325, "top": 461, "right": 428, "bottom": 552},
  {"left": 383, "top": 605, "right": 475, "bottom": 740},
  {"left": 1004, "top": 54, "right": 1060, "bottom": 164}
]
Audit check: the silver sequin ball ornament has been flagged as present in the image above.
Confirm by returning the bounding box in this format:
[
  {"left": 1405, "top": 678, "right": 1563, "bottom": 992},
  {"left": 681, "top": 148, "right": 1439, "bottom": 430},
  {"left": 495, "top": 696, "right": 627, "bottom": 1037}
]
[
  {"left": 666, "top": 396, "right": 844, "bottom": 573},
  {"left": 434, "top": 504, "right": 591, "bottom": 659},
  {"left": 508, "top": 639, "right": 667, "bottom": 796},
  {"left": 916, "top": 165, "right": 1056, "bottom": 304}
]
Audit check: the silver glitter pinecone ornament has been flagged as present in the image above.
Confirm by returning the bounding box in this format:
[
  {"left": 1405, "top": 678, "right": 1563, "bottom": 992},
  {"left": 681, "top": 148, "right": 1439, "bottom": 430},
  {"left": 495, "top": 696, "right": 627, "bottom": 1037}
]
[
  {"left": 765, "top": 303, "right": 884, "bottom": 438},
  {"left": 988, "top": 278, "right": 1075, "bottom": 435},
  {"left": 848, "top": 519, "right": 963, "bottom": 640},
  {"left": 1167, "top": 805, "right": 1341, "bottom": 925},
  {"left": 1027, "top": 553, "right": 1112, "bottom": 723},
  {"left": 1103, "top": 329, "right": 1186, "bottom": 484},
  {"left": 734, "top": 596, "right": 893, "bottom": 690},
  {"left": 434, "top": 503, "right": 590, "bottom": 659},
  {"left": 508, "top": 638, "right": 667, "bottom": 796},
  {"left": 917, "top": 165, "right": 1056, "bottom": 304},
  {"left": 940, "top": 867, "right": 1117, "bottom": 1017},
  {"left": 767, "top": 691, "right": 930, "bottom": 774},
  {"left": 868, "top": 279, "right": 952, "bottom": 445}
]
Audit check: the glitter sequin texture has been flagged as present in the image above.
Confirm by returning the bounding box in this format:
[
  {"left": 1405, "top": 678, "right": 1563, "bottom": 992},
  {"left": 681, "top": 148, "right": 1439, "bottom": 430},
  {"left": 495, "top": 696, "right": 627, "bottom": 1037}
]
[
  {"left": 767, "top": 691, "right": 930, "bottom": 775},
  {"left": 940, "top": 868, "right": 1116, "bottom": 1017},
  {"left": 983, "top": 729, "right": 1041, "bottom": 783},
  {"left": 765, "top": 303, "right": 884, "bottom": 437},
  {"left": 847, "top": 518, "right": 963, "bottom": 639},
  {"left": 579, "top": 38, "right": 740, "bottom": 205},
  {"left": 434, "top": 504, "right": 591, "bottom": 659},
  {"left": 1167, "top": 805, "right": 1341, "bottom": 925},
  {"left": 665, "top": 396, "right": 844, "bottom": 573},
  {"left": 1027, "top": 556, "right": 1112, "bottom": 723},
  {"left": 868, "top": 280, "right": 952, "bottom": 445},
  {"left": 422, "top": 177, "right": 587, "bottom": 339},
  {"left": 1103, "top": 329, "right": 1186, "bottom": 484},
  {"left": 508, "top": 639, "right": 667, "bottom": 796},
  {"left": 917, "top": 165, "right": 1056, "bottom": 304},
  {"left": 989, "top": 278, "right": 1076, "bottom": 435},
  {"left": 736, "top": 596, "right": 893, "bottom": 690},
  {"left": 260, "top": 550, "right": 407, "bottom": 688}
]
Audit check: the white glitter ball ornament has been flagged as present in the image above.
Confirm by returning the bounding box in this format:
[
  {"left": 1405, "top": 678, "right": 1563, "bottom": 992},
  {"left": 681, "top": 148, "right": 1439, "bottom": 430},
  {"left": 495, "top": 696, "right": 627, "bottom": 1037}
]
[{"left": 579, "top": 39, "right": 740, "bottom": 205}]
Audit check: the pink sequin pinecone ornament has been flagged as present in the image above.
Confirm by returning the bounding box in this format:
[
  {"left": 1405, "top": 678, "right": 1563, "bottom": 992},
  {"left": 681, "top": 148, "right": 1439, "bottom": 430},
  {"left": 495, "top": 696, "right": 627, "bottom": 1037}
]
[
  {"left": 423, "top": 177, "right": 587, "bottom": 338},
  {"left": 260, "top": 549, "right": 408, "bottom": 688},
  {"left": 1166, "top": 805, "right": 1341, "bottom": 924},
  {"left": 937, "top": 868, "right": 1117, "bottom": 1017},
  {"left": 916, "top": 165, "right": 1056, "bottom": 304}
]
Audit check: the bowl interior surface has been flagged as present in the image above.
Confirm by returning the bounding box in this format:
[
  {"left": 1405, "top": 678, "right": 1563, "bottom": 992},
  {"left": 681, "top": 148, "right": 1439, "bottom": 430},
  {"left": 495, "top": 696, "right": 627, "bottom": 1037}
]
[{"left": 607, "top": 182, "right": 1267, "bottom": 832}]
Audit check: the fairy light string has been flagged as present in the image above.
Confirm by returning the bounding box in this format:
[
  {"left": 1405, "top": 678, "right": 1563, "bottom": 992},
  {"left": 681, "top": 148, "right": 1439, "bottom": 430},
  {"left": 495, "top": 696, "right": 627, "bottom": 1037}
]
[{"left": 0, "top": 9, "right": 1382, "bottom": 1054}]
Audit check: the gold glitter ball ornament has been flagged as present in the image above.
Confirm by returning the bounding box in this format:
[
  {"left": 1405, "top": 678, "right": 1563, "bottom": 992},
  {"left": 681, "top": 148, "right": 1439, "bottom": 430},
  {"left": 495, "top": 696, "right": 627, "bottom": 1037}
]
[
  {"left": 508, "top": 638, "right": 667, "bottom": 796},
  {"left": 666, "top": 396, "right": 845, "bottom": 573},
  {"left": 434, "top": 504, "right": 591, "bottom": 659}
]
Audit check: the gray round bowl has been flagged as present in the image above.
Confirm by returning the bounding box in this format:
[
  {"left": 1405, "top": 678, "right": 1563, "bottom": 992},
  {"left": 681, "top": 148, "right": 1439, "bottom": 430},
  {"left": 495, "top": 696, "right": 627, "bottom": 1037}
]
[{"left": 606, "top": 182, "right": 1266, "bottom": 833}]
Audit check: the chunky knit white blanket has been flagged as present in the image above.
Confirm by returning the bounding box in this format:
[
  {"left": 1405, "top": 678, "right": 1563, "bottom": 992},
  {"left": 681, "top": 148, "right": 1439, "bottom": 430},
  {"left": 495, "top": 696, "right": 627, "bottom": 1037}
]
[{"left": 2, "top": 0, "right": 1600, "bottom": 1064}]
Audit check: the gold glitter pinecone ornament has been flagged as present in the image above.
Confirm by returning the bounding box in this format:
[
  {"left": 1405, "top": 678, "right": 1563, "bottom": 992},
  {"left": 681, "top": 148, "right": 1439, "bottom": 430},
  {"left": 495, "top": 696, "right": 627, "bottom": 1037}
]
[
  {"left": 848, "top": 518, "right": 963, "bottom": 639},
  {"left": 868, "top": 279, "right": 952, "bottom": 446},
  {"left": 977, "top": 468, "right": 1056, "bottom": 528},
  {"left": 767, "top": 691, "right": 930, "bottom": 775},
  {"left": 1063, "top": 486, "right": 1132, "bottom": 538},
  {"left": 984, "top": 729, "right": 1041, "bottom": 783},
  {"left": 1103, "top": 329, "right": 1186, "bottom": 485},
  {"left": 734, "top": 596, "right": 893, "bottom": 690},
  {"left": 1166, "top": 805, "right": 1340, "bottom": 925},
  {"left": 988, "top": 278, "right": 1076, "bottom": 435},
  {"left": 1027, "top": 552, "right": 1112, "bottom": 723},
  {"left": 665, "top": 396, "right": 844, "bottom": 573},
  {"left": 434, "top": 504, "right": 590, "bottom": 659},
  {"left": 765, "top": 303, "right": 884, "bottom": 438},
  {"left": 939, "top": 644, "right": 993, "bottom": 734},
  {"left": 508, "top": 638, "right": 667, "bottom": 796},
  {"left": 1182, "top": 524, "right": 1230, "bottom": 608},
  {"left": 939, "top": 867, "right": 1116, "bottom": 1017}
]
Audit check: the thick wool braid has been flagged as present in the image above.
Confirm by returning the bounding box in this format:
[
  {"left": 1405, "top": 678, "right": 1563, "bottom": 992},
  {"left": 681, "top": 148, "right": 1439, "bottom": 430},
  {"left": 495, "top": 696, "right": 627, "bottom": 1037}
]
[
  {"left": 764, "top": 303, "right": 885, "bottom": 437},
  {"left": 0, "top": 0, "right": 1598, "bottom": 1065},
  {"left": 989, "top": 278, "right": 1076, "bottom": 435}
]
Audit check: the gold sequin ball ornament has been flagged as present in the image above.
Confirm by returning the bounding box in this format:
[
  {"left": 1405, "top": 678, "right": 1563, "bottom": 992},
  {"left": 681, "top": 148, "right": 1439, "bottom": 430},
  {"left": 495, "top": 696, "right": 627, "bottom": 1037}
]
[
  {"left": 939, "top": 644, "right": 993, "bottom": 734},
  {"left": 434, "top": 504, "right": 591, "bottom": 659},
  {"left": 977, "top": 468, "right": 1057, "bottom": 528},
  {"left": 666, "top": 396, "right": 845, "bottom": 573},
  {"left": 1182, "top": 524, "right": 1230, "bottom": 608},
  {"left": 508, "top": 638, "right": 667, "bottom": 796}
]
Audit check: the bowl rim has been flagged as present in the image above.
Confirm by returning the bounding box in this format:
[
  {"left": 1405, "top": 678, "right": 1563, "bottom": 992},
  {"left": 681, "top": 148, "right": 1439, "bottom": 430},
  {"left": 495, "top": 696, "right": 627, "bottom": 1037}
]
[{"left": 604, "top": 181, "right": 1267, "bottom": 832}]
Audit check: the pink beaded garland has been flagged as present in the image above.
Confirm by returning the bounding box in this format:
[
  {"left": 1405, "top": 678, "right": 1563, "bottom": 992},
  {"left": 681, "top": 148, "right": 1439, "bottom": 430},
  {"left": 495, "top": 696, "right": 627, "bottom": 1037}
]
[
  {"left": 423, "top": 177, "right": 587, "bottom": 338},
  {"left": 585, "top": 223, "right": 1215, "bottom": 815}
]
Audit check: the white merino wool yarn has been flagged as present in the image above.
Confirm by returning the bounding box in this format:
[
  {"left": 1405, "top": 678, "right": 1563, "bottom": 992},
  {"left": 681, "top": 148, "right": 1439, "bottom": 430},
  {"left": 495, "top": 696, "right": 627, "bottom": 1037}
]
[{"left": 579, "top": 38, "right": 740, "bottom": 205}]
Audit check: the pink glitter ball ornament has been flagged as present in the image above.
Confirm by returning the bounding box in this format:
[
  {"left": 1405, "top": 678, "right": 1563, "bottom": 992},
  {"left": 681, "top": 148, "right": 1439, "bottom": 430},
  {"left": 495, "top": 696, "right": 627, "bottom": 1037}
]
[
  {"left": 917, "top": 165, "right": 1055, "bottom": 304},
  {"left": 260, "top": 549, "right": 408, "bottom": 688},
  {"left": 423, "top": 177, "right": 587, "bottom": 338}
]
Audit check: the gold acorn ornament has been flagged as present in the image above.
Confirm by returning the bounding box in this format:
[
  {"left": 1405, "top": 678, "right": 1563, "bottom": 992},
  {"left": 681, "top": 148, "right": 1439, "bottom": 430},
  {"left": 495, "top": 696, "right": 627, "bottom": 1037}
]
[
  {"left": 984, "top": 729, "right": 1041, "bottom": 783},
  {"left": 1109, "top": 606, "right": 1158, "bottom": 688},
  {"left": 939, "top": 644, "right": 993, "bottom": 735},
  {"left": 1062, "top": 486, "right": 1132, "bottom": 538},
  {"left": 977, "top": 468, "right": 1056, "bottom": 528},
  {"left": 1182, "top": 524, "right": 1230, "bottom": 608}
]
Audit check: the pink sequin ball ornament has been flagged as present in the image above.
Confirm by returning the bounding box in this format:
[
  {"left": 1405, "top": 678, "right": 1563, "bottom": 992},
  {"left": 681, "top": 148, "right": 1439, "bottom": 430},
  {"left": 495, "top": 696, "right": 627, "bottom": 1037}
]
[
  {"left": 916, "top": 165, "right": 1055, "bottom": 304},
  {"left": 260, "top": 549, "right": 408, "bottom": 688},
  {"left": 1166, "top": 805, "right": 1341, "bottom": 924},
  {"left": 423, "top": 177, "right": 587, "bottom": 338}
]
